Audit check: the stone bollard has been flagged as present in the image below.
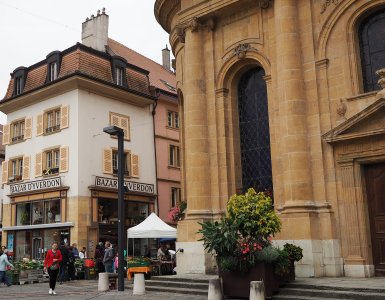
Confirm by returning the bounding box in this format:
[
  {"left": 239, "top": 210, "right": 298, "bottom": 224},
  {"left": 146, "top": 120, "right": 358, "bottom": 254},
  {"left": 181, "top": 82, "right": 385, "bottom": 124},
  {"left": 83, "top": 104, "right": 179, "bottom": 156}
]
[
  {"left": 133, "top": 273, "right": 146, "bottom": 295},
  {"left": 98, "top": 272, "right": 109, "bottom": 292},
  {"left": 250, "top": 281, "right": 265, "bottom": 300},
  {"left": 207, "top": 278, "right": 223, "bottom": 300}
]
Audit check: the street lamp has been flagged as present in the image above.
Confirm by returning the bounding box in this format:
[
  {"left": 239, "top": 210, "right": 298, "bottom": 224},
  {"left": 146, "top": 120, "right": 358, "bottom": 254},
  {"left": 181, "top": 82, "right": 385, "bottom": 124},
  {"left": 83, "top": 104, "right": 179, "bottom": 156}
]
[{"left": 103, "top": 125, "right": 125, "bottom": 291}]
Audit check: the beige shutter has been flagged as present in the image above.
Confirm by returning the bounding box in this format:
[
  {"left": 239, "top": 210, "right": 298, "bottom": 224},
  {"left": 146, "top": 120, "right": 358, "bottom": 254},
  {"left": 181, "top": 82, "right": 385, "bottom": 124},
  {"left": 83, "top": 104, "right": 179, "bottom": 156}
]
[
  {"left": 1, "top": 161, "right": 8, "bottom": 184},
  {"left": 2, "top": 124, "right": 10, "bottom": 145},
  {"left": 103, "top": 149, "right": 113, "bottom": 174},
  {"left": 60, "top": 105, "right": 69, "bottom": 129},
  {"left": 24, "top": 117, "right": 32, "bottom": 139},
  {"left": 120, "top": 116, "right": 130, "bottom": 140},
  {"left": 36, "top": 114, "right": 44, "bottom": 136},
  {"left": 22, "top": 155, "right": 30, "bottom": 180},
  {"left": 59, "top": 146, "right": 69, "bottom": 173},
  {"left": 131, "top": 154, "right": 139, "bottom": 178},
  {"left": 111, "top": 114, "right": 119, "bottom": 127},
  {"left": 35, "top": 152, "right": 43, "bottom": 177}
]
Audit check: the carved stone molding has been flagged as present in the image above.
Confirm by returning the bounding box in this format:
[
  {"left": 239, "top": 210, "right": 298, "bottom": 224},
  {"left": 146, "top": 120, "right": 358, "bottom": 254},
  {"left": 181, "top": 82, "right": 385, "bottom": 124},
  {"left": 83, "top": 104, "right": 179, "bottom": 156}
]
[
  {"left": 337, "top": 98, "right": 347, "bottom": 122},
  {"left": 376, "top": 68, "right": 385, "bottom": 89},
  {"left": 223, "top": 43, "right": 258, "bottom": 61},
  {"left": 320, "top": 0, "right": 341, "bottom": 14},
  {"left": 259, "top": 0, "right": 272, "bottom": 9},
  {"left": 176, "top": 17, "right": 216, "bottom": 43}
]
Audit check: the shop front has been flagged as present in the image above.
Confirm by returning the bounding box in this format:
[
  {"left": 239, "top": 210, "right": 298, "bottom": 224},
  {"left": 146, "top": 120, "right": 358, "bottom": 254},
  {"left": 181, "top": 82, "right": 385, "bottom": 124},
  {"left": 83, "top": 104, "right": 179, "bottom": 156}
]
[
  {"left": 2, "top": 177, "right": 70, "bottom": 260},
  {"left": 89, "top": 176, "right": 156, "bottom": 255}
]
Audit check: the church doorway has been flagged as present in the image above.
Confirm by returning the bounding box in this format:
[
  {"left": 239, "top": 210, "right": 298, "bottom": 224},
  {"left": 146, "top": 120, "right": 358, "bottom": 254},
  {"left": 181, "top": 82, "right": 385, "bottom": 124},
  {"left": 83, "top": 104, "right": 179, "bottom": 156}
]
[{"left": 364, "top": 162, "right": 385, "bottom": 276}]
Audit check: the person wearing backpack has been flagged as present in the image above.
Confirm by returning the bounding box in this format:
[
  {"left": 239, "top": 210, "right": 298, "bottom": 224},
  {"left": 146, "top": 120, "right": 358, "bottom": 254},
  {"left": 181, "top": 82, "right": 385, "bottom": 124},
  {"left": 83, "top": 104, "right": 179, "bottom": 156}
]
[{"left": 102, "top": 241, "right": 114, "bottom": 273}]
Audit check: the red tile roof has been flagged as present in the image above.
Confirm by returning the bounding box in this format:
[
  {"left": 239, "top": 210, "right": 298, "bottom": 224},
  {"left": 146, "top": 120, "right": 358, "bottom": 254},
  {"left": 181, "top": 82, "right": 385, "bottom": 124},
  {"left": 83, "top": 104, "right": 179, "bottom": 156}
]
[
  {"left": 107, "top": 38, "right": 176, "bottom": 95},
  {"left": 2, "top": 43, "right": 153, "bottom": 101}
]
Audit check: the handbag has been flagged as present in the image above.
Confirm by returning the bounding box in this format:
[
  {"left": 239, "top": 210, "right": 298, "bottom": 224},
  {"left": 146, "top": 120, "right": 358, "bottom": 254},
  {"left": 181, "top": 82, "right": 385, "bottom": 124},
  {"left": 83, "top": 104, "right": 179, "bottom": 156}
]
[{"left": 49, "top": 251, "right": 59, "bottom": 270}]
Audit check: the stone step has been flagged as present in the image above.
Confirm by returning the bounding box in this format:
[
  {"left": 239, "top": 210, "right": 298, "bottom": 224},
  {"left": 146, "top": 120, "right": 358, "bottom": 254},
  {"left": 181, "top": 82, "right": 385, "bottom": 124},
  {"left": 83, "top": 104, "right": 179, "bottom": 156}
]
[
  {"left": 285, "top": 282, "right": 385, "bottom": 294},
  {"left": 125, "top": 283, "right": 208, "bottom": 296},
  {"left": 273, "top": 296, "right": 348, "bottom": 300},
  {"left": 149, "top": 276, "right": 211, "bottom": 284},
  {"left": 277, "top": 287, "right": 385, "bottom": 299},
  {"left": 146, "top": 279, "right": 209, "bottom": 290}
]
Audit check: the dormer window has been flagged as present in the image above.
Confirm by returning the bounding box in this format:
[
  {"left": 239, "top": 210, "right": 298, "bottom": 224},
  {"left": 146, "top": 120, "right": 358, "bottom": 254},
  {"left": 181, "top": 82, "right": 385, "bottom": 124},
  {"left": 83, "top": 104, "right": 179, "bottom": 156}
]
[
  {"left": 49, "top": 62, "right": 58, "bottom": 81},
  {"left": 115, "top": 66, "right": 124, "bottom": 86},
  {"left": 111, "top": 56, "right": 128, "bottom": 87},
  {"left": 12, "top": 66, "right": 28, "bottom": 96},
  {"left": 15, "top": 77, "right": 23, "bottom": 95},
  {"left": 46, "top": 50, "right": 61, "bottom": 83}
]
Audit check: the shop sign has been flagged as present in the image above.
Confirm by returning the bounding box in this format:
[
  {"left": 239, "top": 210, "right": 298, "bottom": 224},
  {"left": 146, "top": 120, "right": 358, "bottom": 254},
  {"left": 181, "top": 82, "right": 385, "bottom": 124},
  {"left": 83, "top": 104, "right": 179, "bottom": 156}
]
[
  {"left": 95, "top": 176, "right": 154, "bottom": 194},
  {"left": 10, "top": 177, "right": 61, "bottom": 194}
]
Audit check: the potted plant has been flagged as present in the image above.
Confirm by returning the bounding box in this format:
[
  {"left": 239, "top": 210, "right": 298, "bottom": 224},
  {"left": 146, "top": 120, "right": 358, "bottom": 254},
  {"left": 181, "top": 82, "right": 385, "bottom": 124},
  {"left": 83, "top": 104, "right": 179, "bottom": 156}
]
[
  {"left": 282, "top": 243, "right": 303, "bottom": 281},
  {"left": 198, "top": 188, "right": 283, "bottom": 298},
  {"left": 168, "top": 201, "right": 187, "bottom": 223},
  {"left": 20, "top": 211, "right": 30, "bottom": 225}
]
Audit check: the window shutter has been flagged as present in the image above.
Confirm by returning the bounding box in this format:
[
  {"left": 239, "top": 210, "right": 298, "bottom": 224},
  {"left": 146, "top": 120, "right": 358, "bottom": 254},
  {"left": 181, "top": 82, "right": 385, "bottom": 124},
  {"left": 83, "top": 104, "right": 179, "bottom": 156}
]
[
  {"left": 2, "top": 124, "right": 10, "bottom": 145},
  {"left": 35, "top": 152, "right": 42, "bottom": 177},
  {"left": 36, "top": 114, "right": 43, "bottom": 136},
  {"left": 111, "top": 115, "right": 119, "bottom": 127},
  {"left": 103, "top": 149, "right": 113, "bottom": 174},
  {"left": 22, "top": 155, "right": 30, "bottom": 180},
  {"left": 131, "top": 154, "right": 139, "bottom": 178},
  {"left": 24, "top": 117, "right": 32, "bottom": 139},
  {"left": 59, "top": 146, "right": 69, "bottom": 173},
  {"left": 60, "top": 105, "right": 69, "bottom": 129},
  {"left": 1, "top": 161, "right": 8, "bottom": 184},
  {"left": 120, "top": 117, "right": 130, "bottom": 140}
]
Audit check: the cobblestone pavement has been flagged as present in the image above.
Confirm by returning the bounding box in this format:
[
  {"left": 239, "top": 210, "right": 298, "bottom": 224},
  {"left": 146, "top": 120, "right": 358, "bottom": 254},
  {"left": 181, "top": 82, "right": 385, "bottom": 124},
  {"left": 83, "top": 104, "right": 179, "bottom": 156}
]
[{"left": 0, "top": 280, "right": 207, "bottom": 300}]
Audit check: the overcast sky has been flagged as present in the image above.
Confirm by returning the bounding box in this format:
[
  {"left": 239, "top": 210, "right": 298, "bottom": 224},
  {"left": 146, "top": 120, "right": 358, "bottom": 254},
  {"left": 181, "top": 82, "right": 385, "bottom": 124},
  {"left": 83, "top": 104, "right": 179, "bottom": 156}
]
[{"left": 0, "top": 0, "right": 170, "bottom": 124}]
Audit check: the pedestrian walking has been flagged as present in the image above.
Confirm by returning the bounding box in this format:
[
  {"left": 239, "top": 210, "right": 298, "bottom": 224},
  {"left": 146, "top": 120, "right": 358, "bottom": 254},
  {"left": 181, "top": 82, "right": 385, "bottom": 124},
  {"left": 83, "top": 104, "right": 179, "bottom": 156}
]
[
  {"left": 59, "top": 242, "right": 69, "bottom": 284},
  {"left": 0, "top": 249, "right": 14, "bottom": 286},
  {"left": 72, "top": 243, "right": 79, "bottom": 259},
  {"left": 102, "top": 241, "right": 114, "bottom": 273},
  {"left": 44, "top": 241, "right": 62, "bottom": 295}
]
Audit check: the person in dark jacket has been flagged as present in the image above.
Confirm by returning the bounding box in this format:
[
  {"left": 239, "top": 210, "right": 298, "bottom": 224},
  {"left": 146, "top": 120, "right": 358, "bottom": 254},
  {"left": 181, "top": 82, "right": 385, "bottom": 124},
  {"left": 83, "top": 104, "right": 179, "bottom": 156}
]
[
  {"left": 59, "top": 243, "right": 69, "bottom": 284},
  {"left": 67, "top": 247, "right": 76, "bottom": 281},
  {"left": 95, "top": 243, "right": 105, "bottom": 274}
]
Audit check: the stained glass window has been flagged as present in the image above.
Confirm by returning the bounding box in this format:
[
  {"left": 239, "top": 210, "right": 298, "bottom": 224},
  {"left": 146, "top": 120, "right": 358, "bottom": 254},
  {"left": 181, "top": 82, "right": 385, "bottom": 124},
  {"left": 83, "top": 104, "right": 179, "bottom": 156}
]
[
  {"left": 238, "top": 68, "right": 273, "bottom": 196},
  {"left": 359, "top": 9, "right": 385, "bottom": 92}
]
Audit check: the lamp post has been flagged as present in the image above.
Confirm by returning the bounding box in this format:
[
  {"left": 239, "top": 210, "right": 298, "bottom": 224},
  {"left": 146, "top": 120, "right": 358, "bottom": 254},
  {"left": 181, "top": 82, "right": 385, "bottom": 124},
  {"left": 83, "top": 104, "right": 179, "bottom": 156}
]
[{"left": 103, "top": 125, "right": 125, "bottom": 291}]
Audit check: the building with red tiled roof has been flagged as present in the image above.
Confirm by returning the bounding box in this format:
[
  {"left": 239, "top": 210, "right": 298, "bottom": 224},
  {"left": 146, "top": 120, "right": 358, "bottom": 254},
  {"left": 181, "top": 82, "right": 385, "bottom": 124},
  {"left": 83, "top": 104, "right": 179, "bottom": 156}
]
[{"left": 0, "top": 9, "right": 179, "bottom": 260}]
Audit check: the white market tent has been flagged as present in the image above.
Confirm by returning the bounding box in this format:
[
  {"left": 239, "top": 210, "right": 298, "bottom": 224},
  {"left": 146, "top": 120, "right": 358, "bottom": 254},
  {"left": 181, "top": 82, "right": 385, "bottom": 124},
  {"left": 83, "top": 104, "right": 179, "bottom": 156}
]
[{"left": 127, "top": 212, "right": 177, "bottom": 238}]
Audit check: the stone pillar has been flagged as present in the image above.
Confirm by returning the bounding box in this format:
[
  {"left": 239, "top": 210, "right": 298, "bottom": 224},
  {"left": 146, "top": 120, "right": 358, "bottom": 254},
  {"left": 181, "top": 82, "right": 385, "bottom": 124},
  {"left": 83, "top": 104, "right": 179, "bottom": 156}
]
[
  {"left": 274, "top": 0, "right": 313, "bottom": 204},
  {"left": 176, "top": 18, "right": 215, "bottom": 274}
]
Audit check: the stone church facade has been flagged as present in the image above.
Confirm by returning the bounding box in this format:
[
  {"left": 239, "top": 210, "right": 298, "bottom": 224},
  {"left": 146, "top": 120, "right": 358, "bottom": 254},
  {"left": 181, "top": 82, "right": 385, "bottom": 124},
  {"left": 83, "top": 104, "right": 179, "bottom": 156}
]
[{"left": 155, "top": 0, "right": 385, "bottom": 277}]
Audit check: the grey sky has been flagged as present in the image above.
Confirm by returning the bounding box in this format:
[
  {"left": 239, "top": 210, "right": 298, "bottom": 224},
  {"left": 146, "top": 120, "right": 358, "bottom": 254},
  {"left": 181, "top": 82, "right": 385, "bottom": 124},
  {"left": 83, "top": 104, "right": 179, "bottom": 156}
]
[{"left": 0, "top": 0, "right": 170, "bottom": 124}]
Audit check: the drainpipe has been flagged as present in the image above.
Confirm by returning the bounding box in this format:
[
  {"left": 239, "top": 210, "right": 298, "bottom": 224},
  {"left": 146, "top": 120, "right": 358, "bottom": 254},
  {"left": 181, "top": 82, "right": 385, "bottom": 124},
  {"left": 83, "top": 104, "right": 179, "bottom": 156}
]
[{"left": 151, "top": 87, "right": 160, "bottom": 216}]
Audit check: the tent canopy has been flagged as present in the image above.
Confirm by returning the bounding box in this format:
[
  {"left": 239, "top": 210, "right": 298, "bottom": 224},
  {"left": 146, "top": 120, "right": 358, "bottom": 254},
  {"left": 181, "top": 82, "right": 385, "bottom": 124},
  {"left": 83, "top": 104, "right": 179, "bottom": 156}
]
[{"left": 127, "top": 212, "right": 177, "bottom": 238}]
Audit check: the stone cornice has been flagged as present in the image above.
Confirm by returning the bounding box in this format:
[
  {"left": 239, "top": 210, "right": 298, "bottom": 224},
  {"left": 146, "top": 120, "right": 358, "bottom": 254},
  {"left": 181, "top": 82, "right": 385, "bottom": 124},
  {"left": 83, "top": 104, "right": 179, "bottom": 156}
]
[
  {"left": 176, "top": 17, "right": 215, "bottom": 43},
  {"left": 154, "top": 0, "right": 181, "bottom": 33}
]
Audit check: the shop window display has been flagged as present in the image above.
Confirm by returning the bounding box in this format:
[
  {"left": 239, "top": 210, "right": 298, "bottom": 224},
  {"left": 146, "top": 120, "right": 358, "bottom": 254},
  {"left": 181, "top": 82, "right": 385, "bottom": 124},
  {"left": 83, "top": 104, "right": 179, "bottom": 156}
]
[
  {"left": 17, "top": 203, "right": 31, "bottom": 226},
  {"left": 44, "top": 199, "right": 61, "bottom": 223},
  {"left": 15, "top": 199, "right": 61, "bottom": 226},
  {"left": 15, "top": 231, "right": 32, "bottom": 259}
]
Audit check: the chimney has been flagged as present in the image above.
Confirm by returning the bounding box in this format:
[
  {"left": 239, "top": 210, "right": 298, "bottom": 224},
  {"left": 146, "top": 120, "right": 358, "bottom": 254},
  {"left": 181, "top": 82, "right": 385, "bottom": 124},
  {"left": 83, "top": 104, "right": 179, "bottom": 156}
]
[
  {"left": 81, "top": 8, "right": 109, "bottom": 52},
  {"left": 162, "top": 45, "right": 171, "bottom": 70}
]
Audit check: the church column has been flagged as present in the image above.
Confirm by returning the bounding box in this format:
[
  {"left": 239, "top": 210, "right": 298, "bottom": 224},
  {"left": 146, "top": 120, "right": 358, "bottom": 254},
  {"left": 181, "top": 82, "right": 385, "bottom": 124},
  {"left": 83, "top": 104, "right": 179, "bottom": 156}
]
[
  {"left": 176, "top": 18, "right": 215, "bottom": 274},
  {"left": 274, "top": 0, "right": 313, "bottom": 204}
]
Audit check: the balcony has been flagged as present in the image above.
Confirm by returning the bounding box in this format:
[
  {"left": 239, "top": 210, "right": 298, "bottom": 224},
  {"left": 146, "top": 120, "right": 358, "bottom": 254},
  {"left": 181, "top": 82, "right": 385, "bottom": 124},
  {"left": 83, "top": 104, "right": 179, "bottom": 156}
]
[
  {"left": 8, "top": 175, "right": 22, "bottom": 183},
  {"left": 11, "top": 135, "right": 24, "bottom": 143},
  {"left": 45, "top": 125, "right": 60, "bottom": 134}
]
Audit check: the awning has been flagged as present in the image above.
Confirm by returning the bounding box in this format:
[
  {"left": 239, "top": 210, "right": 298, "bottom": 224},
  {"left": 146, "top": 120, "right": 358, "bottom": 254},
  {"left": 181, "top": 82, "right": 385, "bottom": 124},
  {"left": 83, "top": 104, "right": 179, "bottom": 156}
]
[{"left": 2, "top": 222, "right": 74, "bottom": 231}]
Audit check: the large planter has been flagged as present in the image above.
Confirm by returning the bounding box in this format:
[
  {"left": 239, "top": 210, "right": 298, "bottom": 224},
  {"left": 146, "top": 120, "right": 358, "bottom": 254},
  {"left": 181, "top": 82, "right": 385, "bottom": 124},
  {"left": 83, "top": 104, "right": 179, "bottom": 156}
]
[{"left": 219, "top": 262, "right": 278, "bottom": 299}]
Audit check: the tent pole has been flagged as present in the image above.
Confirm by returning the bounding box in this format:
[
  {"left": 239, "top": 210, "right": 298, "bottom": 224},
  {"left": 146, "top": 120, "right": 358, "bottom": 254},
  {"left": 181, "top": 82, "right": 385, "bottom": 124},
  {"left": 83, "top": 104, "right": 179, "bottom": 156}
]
[{"left": 133, "top": 238, "right": 135, "bottom": 258}]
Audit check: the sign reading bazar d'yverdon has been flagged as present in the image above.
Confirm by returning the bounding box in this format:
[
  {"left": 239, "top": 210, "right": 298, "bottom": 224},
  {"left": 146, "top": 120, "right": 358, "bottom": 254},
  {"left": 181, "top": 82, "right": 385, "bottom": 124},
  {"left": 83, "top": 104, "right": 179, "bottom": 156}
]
[
  {"left": 10, "top": 177, "right": 61, "bottom": 194},
  {"left": 95, "top": 176, "right": 154, "bottom": 194}
]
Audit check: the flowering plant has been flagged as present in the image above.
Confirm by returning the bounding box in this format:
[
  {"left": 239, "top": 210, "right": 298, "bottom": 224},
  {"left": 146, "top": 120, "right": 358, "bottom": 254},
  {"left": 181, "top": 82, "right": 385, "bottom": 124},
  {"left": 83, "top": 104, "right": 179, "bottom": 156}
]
[
  {"left": 198, "top": 188, "right": 282, "bottom": 272},
  {"left": 168, "top": 201, "right": 187, "bottom": 223}
]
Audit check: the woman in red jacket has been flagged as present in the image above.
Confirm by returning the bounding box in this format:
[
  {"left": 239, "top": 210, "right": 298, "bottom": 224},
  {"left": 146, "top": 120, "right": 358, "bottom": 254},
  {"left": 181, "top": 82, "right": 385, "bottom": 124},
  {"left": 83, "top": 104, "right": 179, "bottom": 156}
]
[{"left": 44, "top": 241, "right": 62, "bottom": 295}]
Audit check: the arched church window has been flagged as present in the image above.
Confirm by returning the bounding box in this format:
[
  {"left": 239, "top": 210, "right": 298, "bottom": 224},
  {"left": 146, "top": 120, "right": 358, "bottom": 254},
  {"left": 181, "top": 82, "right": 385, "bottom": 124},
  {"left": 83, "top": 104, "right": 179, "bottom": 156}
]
[
  {"left": 238, "top": 67, "right": 273, "bottom": 195},
  {"left": 359, "top": 9, "right": 385, "bottom": 92}
]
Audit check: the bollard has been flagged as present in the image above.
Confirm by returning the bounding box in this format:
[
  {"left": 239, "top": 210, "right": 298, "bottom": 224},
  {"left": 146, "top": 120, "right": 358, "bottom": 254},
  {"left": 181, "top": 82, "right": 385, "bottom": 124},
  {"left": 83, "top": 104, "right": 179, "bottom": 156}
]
[
  {"left": 250, "top": 281, "right": 265, "bottom": 300},
  {"left": 98, "top": 272, "right": 109, "bottom": 292},
  {"left": 207, "top": 278, "right": 223, "bottom": 300},
  {"left": 133, "top": 273, "right": 146, "bottom": 295}
]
